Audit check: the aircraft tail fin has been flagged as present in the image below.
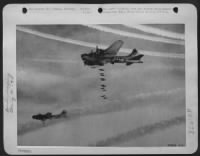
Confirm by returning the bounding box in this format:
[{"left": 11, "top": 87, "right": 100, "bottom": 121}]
[{"left": 128, "top": 49, "right": 138, "bottom": 57}]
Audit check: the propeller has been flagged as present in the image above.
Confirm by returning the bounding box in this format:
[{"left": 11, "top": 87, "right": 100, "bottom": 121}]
[{"left": 96, "top": 46, "right": 99, "bottom": 53}]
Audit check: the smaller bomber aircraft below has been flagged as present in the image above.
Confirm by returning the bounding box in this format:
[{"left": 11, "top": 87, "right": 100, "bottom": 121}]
[
  {"left": 81, "top": 40, "right": 144, "bottom": 66},
  {"left": 32, "top": 110, "right": 67, "bottom": 125}
]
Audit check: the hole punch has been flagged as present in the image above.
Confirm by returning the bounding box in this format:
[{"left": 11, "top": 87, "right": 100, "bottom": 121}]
[
  {"left": 98, "top": 8, "right": 103, "bottom": 13},
  {"left": 22, "top": 7, "right": 27, "bottom": 14},
  {"left": 173, "top": 7, "right": 178, "bottom": 13}
]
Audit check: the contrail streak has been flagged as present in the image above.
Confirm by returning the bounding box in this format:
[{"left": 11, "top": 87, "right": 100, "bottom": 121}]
[
  {"left": 25, "top": 58, "right": 79, "bottom": 64},
  {"left": 128, "top": 87, "right": 184, "bottom": 100},
  {"left": 89, "top": 116, "right": 185, "bottom": 146},
  {"left": 18, "top": 87, "right": 184, "bottom": 136},
  {"left": 17, "top": 26, "right": 184, "bottom": 59},
  {"left": 84, "top": 25, "right": 185, "bottom": 45},
  {"left": 123, "top": 24, "right": 185, "bottom": 40}
]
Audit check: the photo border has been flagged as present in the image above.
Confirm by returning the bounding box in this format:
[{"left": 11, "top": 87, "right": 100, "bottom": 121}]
[{"left": 2, "top": 3, "right": 198, "bottom": 155}]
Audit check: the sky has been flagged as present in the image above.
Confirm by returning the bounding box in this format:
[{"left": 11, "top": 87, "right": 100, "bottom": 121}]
[{"left": 17, "top": 24, "right": 185, "bottom": 146}]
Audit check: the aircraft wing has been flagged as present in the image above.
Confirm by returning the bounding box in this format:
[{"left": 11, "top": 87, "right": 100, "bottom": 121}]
[{"left": 104, "top": 40, "right": 124, "bottom": 57}]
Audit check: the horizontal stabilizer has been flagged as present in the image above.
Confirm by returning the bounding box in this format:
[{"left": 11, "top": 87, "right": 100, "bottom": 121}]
[
  {"left": 126, "top": 62, "right": 133, "bottom": 66},
  {"left": 133, "top": 54, "right": 144, "bottom": 60}
]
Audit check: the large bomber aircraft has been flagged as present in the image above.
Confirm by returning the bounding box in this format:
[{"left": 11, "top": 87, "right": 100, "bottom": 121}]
[{"left": 81, "top": 40, "right": 144, "bottom": 66}]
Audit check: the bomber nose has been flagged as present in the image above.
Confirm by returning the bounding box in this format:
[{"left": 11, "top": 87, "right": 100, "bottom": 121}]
[
  {"left": 81, "top": 54, "right": 86, "bottom": 59},
  {"left": 81, "top": 54, "right": 87, "bottom": 65}
]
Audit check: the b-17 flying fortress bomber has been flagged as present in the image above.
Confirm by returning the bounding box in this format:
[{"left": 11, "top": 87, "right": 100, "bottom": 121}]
[{"left": 81, "top": 40, "right": 144, "bottom": 66}]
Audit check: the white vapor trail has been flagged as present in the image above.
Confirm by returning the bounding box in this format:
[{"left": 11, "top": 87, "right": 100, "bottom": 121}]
[
  {"left": 84, "top": 25, "right": 185, "bottom": 45},
  {"left": 90, "top": 116, "right": 185, "bottom": 146},
  {"left": 123, "top": 24, "right": 185, "bottom": 40},
  {"left": 17, "top": 26, "right": 184, "bottom": 59},
  {"left": 26, "top": 58, "right": 78, "bottom": 64},
  {"left": 127, "top": 87, "right": 184, "bottom": 100}
]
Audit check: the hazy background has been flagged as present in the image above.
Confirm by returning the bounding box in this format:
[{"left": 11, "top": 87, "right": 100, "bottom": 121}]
[{"left": 17, "top": 24, "right": 185, "bottom": 146}]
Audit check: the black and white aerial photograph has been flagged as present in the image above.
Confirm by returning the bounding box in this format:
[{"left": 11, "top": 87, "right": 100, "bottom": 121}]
[{"left": 17, "top": 24, "right": 185, "bottom": 146}]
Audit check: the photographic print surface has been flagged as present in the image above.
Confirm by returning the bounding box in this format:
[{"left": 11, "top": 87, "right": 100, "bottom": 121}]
[{"left": 17, "top": 24, "right": 185, "bottom": 146}]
